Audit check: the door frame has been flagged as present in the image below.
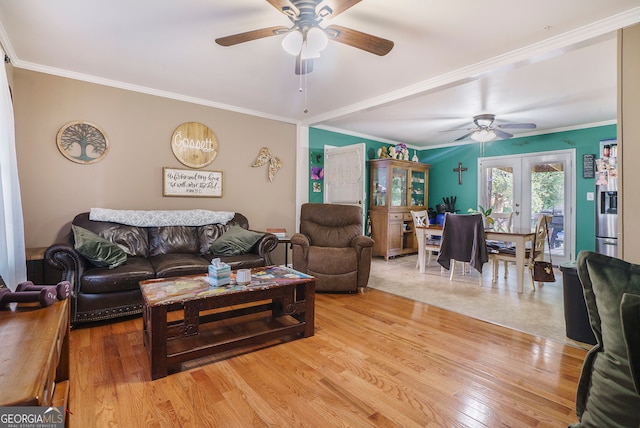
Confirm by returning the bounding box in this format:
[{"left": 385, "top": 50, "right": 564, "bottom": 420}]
[{"left": 478, "top": 149, "right": 576, "bottom": 263}]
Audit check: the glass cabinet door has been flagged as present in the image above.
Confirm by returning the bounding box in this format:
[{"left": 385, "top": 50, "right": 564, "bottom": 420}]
[
  {"left": 391, "top": 167, "right": 408, "bottom": 206},
  {"left": 411, "top": 170, "right": 426, "bottom": 207},
  {"left": 372, "top": 165, "right": 387, "bottom": 206}
]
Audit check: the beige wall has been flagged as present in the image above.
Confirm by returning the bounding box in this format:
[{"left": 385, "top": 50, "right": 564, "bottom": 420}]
[
  {"left": 13, "top": 69, "right": 297, "bottom": 264},
  {"left": 619, "top": 23, "right": 640, "bottom": 263}
]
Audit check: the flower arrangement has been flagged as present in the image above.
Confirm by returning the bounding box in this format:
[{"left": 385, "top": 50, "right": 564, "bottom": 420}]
[{"left": 395, "top": 143, "right": 409, "bottom": 160}]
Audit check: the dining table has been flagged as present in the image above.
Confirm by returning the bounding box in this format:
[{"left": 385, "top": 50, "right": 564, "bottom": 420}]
[
  {"left": 415, "top": 225, "right": 536, "bottom": 293},
  {"left": 484, "top": 228, "right": 536, "bottom": 293}
]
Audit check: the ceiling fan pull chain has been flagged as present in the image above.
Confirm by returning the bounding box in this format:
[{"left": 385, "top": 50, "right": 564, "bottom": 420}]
[
  {"left": 299, "top": 56, "right": 303, "bottom": 93},
  {"left": 303, "top": 66, "right": 309, "bottom": 113},
  {"left": 297, "top": 56, "right": 309, "bottom": 114}
]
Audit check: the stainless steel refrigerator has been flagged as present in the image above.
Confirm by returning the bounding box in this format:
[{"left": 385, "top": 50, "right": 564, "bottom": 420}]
[{"left": 596, "top": 177, "right": 617, "bottom": 257}]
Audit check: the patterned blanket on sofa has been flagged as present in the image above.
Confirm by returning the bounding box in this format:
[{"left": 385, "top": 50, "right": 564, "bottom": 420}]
[{"left": 89, "top": 208, "right": 235, "bottom": 227}]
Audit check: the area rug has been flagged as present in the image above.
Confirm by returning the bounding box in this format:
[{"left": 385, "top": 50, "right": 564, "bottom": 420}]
[{"left": 367, "top": 254, "right": 590, "bottom": 349}]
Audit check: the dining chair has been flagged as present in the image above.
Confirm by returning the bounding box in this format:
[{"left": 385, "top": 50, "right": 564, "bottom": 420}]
[
  {"left": 487, "top": 212, "right": 513, "bottom": 276},
  {"left": 489, "top": 212, "right": 513, "bottom": 233},
  {"left": 410, "top": 210, "right": 441, "bottom": 268},
  {"left": 437, "top": 213, "right": 488, "bottom": 286},
  {"left": 490, "top": 214, "right": 551, "bottom": 290}
]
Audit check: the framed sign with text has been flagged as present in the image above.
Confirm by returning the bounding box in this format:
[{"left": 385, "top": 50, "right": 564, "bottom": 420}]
[{"left": 163, "top": 167, "right": 222, "bottom": 197}]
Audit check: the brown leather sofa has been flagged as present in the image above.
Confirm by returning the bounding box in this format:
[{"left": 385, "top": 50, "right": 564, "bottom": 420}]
[
  {"left": 45, "top": 212, "right": 278, "bottom": 326},
  {"left": 291, "top": 203, "right": 374, "bottom": 292}
]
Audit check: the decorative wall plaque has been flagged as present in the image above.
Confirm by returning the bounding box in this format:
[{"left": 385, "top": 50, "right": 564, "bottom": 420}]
[
  {"left": 163, "top": 167, "right": 222, "bottom": 197},
  {"left": 56, "top": 121, "right": 109, "bottom": 164},
  {"left": 171, "top": 122, "right": 218, "bottom": 168},
  {"left": 583, "top": 154, "right": 596, "bottom": 178},
  {"left": 252, "top": 146, "right": 282, "bottom": 182}
]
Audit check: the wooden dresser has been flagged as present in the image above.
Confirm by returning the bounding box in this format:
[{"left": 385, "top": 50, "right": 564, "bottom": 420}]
[{"left": 0, "top": 298, "right": 70, "bottom": 413}]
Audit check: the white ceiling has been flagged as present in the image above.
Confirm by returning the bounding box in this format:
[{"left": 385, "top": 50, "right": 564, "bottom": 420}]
[{"left": 1, "top": 1, "right": 639, "bottom": 148}]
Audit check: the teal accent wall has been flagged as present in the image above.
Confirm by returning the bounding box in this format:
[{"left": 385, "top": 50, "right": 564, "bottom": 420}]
[
  {"left": 422, "top": 143, "right": 481, "bottom": 214},
  {"left": 309, "top": 124, "right": 616, "bottom": 257},
  {"left": 423, "top": 125, "right": 615, "bottom": 255}
]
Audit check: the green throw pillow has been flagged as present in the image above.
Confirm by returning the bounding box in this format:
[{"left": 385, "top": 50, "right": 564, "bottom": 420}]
[
  {"left": 72, "top": 225, "right": 127, "bottom": 269},
  {"left": 209, "top": 225, "right": 263, "bottom": 256},
  {"left": 573, "top": 251, "right": 640, "bottom": 427}
]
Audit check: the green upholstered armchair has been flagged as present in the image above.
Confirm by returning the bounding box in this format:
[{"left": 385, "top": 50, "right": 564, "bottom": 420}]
[
  {"left": 570, "top": 250, "right": 640, "bottom": 427},
  {"left": 291, "top": 203, "right": 374, "bottom": 292}
]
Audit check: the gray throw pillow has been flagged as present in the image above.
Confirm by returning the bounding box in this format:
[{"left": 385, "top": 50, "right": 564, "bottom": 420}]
[
  {"left": 209, "top": 225, "right": 263, "bottom": 256},
  {"left": 572, "top": 250, "right": 640, "bottom": 427},
  {"left": 72, "top": 224, "right": 127, "bottom": 269}
]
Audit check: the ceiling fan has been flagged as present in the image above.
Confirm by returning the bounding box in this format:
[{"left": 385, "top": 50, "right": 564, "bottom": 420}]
[
  {"left": 214, "top": 0, "right": 394, "bottom": 75},
  {"left": 445, "top": 114, "right": 537, "bottom": 142}
]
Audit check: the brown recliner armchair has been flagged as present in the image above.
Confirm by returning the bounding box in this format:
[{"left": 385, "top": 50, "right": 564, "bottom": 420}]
[{"left": 291, "top": 203, "right": 374, "bottom": 292}]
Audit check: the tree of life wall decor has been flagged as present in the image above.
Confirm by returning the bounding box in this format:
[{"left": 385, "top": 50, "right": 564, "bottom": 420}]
[{"left": 56, "top": 121, "right": 110, "bottom": 164}]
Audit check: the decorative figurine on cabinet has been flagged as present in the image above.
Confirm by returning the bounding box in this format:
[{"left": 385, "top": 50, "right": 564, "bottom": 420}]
[{"left": 377, "top": 146, "right": 390, "bottom": 158}]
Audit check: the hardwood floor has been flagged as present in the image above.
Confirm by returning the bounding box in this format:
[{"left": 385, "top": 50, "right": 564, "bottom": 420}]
[{"left": 69, "top": 288, "right": 586, "bottom": 427}]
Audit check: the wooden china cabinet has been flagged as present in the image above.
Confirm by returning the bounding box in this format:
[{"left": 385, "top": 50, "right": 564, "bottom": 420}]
[{"left": 369, "top": 158, "right": 431, "bottom": 260}]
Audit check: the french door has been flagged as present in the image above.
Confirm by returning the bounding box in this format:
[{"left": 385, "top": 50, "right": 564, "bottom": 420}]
[{"left": 478, "top": 150, "right": 575, "bottom": 264}]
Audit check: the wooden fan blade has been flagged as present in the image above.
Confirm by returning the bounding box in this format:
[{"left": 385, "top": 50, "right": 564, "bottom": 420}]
[
  {"left": 455, "top": 132, "right": 475, "bottom": 142},
  {"left": 295, "top": 56, "right": 314, "bottom": 75},
  {"left": 494, "top": 129, "right": 514, "bottom": 139},
  {"left": 265, "top": 0, "right": 298, "bottom": 16},
  {"left": 325, "top": 24, "right": 394, "bottom": 56},
  {"left": 497, "top": 123, "right": 537, "bottom": 129},
  {"left": 215, "top": 26, "right": 288, "bottom": 47},
  {"left": 316, "top": 0, "right": 361, "bottom": 19}
]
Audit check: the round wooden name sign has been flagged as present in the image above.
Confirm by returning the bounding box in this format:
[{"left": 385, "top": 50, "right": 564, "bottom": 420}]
[{"left": 171, "top": 122, "right": 218, "bottom": 168}]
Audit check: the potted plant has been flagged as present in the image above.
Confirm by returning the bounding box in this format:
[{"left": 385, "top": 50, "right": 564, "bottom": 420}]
[{"left": 468, "top": 205, "right": 494, "bottom": 228}]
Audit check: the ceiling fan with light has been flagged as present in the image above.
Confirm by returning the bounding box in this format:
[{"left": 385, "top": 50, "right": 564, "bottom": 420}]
[
  {"left": 214, "top": 0, "right": 394, "bottom": 74},
  {"left": 444, "top": 114, "right": 537, "bottom": 142}
]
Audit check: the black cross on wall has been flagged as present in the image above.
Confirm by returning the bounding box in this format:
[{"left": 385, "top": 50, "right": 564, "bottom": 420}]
[{"left": 453, "top": 162, "right": 468, "bottom": 185}]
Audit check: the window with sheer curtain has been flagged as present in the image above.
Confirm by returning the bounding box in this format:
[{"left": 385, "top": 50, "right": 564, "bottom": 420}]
[{"left": 0, "top": 46, "right": 26, "bottom": 288}]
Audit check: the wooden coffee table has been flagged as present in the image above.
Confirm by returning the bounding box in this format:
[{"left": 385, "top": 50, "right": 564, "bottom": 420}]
[{"left": 139, "top": 266, "right": 315, "bottom": 379}]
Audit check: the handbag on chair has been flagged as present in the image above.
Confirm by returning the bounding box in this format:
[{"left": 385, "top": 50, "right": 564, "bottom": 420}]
[{"left": 532, "top": 217, "right": 556, "bottom": 282}]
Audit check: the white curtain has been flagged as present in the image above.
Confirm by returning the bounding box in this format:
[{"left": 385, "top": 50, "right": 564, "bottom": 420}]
[{"left": 0, "top": 46, "right": 26, "bottom": 289}]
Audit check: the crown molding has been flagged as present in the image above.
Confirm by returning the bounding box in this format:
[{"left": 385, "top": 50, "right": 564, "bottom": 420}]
[
  {"left": 303, "top": 7, "right": 640, "bottom": 127},
  {"left": 1, "top": 7, "right": 636, "bottom": 133},
  {"left": 8, "top": 58, "right": 298, "bottom": 125}
]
